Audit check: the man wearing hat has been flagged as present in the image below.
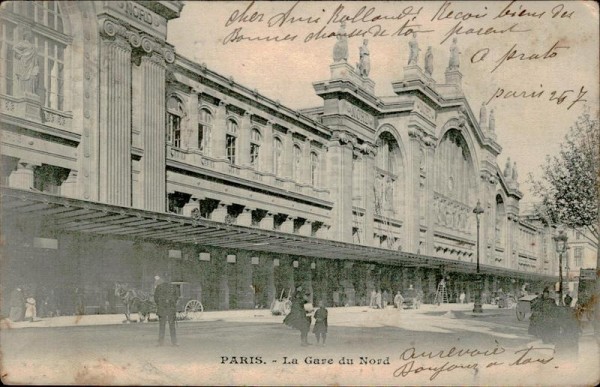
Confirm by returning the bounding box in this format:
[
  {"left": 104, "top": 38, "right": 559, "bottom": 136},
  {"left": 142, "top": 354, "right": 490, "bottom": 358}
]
[{"left": 154, "top": 276, "right": 179, "bottom": 346}]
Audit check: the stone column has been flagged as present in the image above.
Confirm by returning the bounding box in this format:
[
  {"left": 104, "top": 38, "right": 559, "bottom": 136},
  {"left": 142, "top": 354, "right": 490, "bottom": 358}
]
[
  {"left": 8, "top": 161, "right": 36, "bottom": 189},
  {"left": 262, "top": 121, "right": 274, "bottom": 175},
  {"left": 424, "top": 141, "right": 436, "bottom": 255},
  {"left": 212, "top": 101, "right": 227, "bottom": 160},
  {"left": 327, "top": 132, "right": 354, "bottom": 243},
  {"left": 99, "top": 33, "right": 131, "bottom": 206},
  {"left": 283, "top": 130, "right": 294, "bottom": 179},
  {"left": 237, "top": 207, "right": 253, "bottom": 227},
  {"left": 212, "top": 202, "right": 230, "bottom": 222},
  {"left": 298, "top": 220, "right": 312, "bottom": 236},
  {"left": 363, "top": 145, "right": 376, "bottom": 246},
  {"left": 405, "top": 130, "right": 423, "bottom": 253},
  {"left": 259, "top": 212, "right": 274, "bottom": 230},
  {"left": 237, "top": 254, "right": 254, "bottom": 309},
  {"left": 280, "top": 216, "right": 295, "bottom": 234},
  {"left": 266, "top": 257, "right": 276, "bottom": 307},
  {"left": 61, "top": 170, "right": 79, "bottom": 198},
  {"left": 141, "top": 53, "right": 167, "bottom": 212},
  {"left": 239, "top": 111, "right": 252, "bottom": 168}
]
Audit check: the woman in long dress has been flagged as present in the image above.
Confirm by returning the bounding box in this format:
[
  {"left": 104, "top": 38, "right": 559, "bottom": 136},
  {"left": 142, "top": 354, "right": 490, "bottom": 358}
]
[{"left": 283, "top": 285, "right": 312, "bottom": 346}]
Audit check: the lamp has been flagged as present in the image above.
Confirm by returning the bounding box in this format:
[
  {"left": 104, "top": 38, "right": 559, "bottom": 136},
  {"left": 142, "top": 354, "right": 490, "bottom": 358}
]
[
  {"left": 552, "top": 228, "right": 568, "bottom": 305},
  {"left": 472, "top": 200, "right": 484, "bottom": 313}
]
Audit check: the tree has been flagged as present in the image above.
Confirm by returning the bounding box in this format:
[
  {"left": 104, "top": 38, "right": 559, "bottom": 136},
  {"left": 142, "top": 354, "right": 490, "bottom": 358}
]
[{"left": 528, "top": 109, "right": 599, "bottom": 249}]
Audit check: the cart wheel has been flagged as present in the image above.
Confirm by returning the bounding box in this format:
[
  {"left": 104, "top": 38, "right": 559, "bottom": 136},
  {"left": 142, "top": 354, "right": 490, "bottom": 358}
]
[
  {"left": 516, "top": 308, "right": 525, "bottom": 321},
  {"left": 185, "top": 300, "right": 204, "bottom": 320}
]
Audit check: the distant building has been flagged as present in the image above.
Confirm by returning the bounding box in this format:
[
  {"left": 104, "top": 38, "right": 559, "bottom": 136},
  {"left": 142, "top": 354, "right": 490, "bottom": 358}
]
[{"left": 0, "top": 1, "right": 557, "bottom": 315}]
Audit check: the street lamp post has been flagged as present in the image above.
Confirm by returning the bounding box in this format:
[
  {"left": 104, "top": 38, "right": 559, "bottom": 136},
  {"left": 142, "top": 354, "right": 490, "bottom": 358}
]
[
  {"left": 472, "top": 200, "right": 485, "bottom": 313},
  {"left": 553, "top": 228, "right": 568, "bottom": 305}
]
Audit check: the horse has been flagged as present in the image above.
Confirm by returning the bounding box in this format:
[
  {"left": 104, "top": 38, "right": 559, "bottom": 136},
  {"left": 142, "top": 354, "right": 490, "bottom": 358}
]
[{"left": 114, "top": 283, "right": 156, "bottom": 323}]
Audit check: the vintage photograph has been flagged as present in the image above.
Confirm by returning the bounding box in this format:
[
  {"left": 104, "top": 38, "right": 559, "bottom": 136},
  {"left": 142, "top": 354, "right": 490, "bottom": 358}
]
[{"left": 0, "top": 1, "right": 598, "bottom": 385}]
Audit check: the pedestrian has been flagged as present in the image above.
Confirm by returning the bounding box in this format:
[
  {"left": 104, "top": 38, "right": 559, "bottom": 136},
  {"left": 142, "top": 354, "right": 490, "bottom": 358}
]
[
  {"left": 529, "top": 287, "right": 559, "bottom": 344},
  {"left": 9, "top": 287, "right": 25, "bottom": 322},
  {"left": 369, "top": 290, "right": 376, "bottom": 308},
  {"left": 459, "top": 292, "right": 466, "bottom": 304},
  {"left": 283, "top": 285, "right": 312, "bottom": 346},
  {"left": 313, "top": 301, "right": 328, "bottom": 346},
  {"left": 564, "top": 293, "right": 573, "bottom": 307},
  {"left": 332, "top": 290, "right": 340, "bottom": 307},
  {"left": 375, "top": 290, "right": 382, "bottom": 309},
  {"left": 394, "top": 291, "right": 404, "bottom": 309},
  {"left": 154, "top": 277, "right": 179, "bottom": 346},
  {"left": 382, "top": 290, "right": 389, "bottom": 308},
  {"left": 25, "top": 296, "right": 37, "bottom": 322}
]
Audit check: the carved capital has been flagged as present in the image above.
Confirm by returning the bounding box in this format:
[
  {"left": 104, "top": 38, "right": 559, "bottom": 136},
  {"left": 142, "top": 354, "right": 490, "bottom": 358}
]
[{"left": 331, "top": 130, "right": 353, "bottom": 146}]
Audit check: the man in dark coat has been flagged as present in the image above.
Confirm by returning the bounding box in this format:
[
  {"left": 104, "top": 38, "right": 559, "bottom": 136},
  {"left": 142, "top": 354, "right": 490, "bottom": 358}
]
[
  {"left": 154, "top": 278, "right": 179, "bottom": 346},
  {"left": 283, "top": 285, "right": 312, "bottom": 346},
  {"left": 529, "top": 287, "right": 559, "bottom": 343}
]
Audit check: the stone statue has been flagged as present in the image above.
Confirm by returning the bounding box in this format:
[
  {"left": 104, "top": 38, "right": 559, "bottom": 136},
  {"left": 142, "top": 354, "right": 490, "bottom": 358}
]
[
  {"left": 357, "top": 39, "right": 370, "bottom": 77},
  {"left": 333, "top": 21, "right": 348, "bottom": 62},
  {"left": 489, "top": 108, "right": 495, "bottom": 131},
  {"left": 480, "top": 103, "right": 487, "bottom": 127},
  {"left": 512, "top": 162, "right": 518, "bottom": 182},
  {"left": 14, "top": 28, "right": 39, "bottom": 97},
  {"left": 408, "top": 33, "right": 420, "bottom": 65},
  {"left": 448, "top": 37, "right": 460, "bottom": 70},
  {"left": 424, "top": 46, "right": 433, "bottom": 76},
  {"left": 503, "top": 157, "right": 512, "bottom": 178}
]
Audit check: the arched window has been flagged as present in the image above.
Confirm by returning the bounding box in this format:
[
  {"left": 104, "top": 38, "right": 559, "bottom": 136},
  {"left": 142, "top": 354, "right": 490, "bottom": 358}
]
[
  {"left": 226, "top": 118, "right": 238, "bottom": 164},
  {"left": 310, "top": 152, "right": 319, "bottom": 187},
  {"left": 1, "top": 1, "right": 68, "bottom": 110},
  {"left": 435, "top": 129, "right": 475, "bottom": 204},
  {"left": 273, "top": 137, "right": 283, "bottom": 176},
  {"left": 167, "top": 96, "right": 184, "bottom": 148},
  {"left": 250, "top": 128, "right": 261, "bottom": 168},
  {"left": 375, "top": 132, "right": 401, "bottom": 215},
  {"left": 292, "top": 144, "right": 302, "bottom": 181},
  {"left": 198, "top": 108, "right": 212, "bottom": 153}
]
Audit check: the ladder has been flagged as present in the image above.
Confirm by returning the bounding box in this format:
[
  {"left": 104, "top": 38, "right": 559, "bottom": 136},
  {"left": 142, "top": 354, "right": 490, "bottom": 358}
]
[{"left": 434, "top": 281, "right": 448, "bottom": 305}]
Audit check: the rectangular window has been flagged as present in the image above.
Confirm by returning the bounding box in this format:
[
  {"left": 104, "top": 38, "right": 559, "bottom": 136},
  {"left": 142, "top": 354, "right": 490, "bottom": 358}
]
[
  {"left": 226, "top": 134, "right": 236, "bottom": 164},
  {"left": 167, "top": 113, "right": 181, "bottom": 147},
  {"left": 574, "top": 247, "right": 583, "bottom": 266},
  {"left": 250, "top": 143, "right": 259, "bottom": 167}
]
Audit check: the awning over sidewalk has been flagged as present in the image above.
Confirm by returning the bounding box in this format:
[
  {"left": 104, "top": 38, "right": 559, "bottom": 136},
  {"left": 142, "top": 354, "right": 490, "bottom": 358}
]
[{"left": 1, "top": 187, "right": 557, "bottom": 282}]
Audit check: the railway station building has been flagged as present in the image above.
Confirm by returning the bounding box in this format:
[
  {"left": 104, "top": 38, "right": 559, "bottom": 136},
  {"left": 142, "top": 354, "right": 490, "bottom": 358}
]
[{"left": 0, "top": 1, "right": 558, "bottom": 315}]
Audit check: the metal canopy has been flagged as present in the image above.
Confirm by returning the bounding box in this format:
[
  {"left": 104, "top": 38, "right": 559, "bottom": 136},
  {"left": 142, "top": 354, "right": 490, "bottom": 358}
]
[{"left": 0, "top": 187, "right": 557, "bottom": 282}]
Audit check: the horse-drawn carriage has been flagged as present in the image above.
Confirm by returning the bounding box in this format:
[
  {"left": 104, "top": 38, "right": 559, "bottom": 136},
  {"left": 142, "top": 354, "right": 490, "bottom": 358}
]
[{"left": 115, "top": 282, "right": 203, "bottom": 323}]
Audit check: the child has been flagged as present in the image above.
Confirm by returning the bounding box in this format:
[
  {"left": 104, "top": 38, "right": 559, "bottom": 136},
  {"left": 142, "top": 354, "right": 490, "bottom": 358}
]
[{"left": 313, "top": 301, "right": 328, "bottom": 346}]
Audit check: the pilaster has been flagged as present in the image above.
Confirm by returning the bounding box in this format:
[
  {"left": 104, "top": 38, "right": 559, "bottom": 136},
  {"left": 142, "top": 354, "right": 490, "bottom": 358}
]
[
  {"left": 8, "top": 161, "right": 36, "bottom": 190},
  {"left": 141, "top": 52, "right": 167, "bottom": 212},
  {"left": 405, "top": 129, "right": 423, "bottom": 252},
  {"left": 262, "top": 121, "right": 274, "bottom": 175},
  {"left": 239, "top": 111, "right": 252, "bottom": 167},
  {"left": 61, "top": 170, "right": 79, "bottom": 198},
  {"left": 212, "top": 101, "right": 227, "bottom": 160},
  {"left": 237, "top": 207, "right": 253, "bottom": 227},
  {"left": 280, "top": 216, "right": 295, "bottom": 234},
  {"left": 99, "top": 31, "right": 132, "bottom": 206},
  {"left": 363, "top": 144, "right": 376, "bottom": 246},
  {"left": 212, "top": 202, "right": 230, "bottom": 223},
  {"left": 327, "top": 131, "right": 354, "bottom": 243},
  {"left": 259, "top": 212, "right": 274, "bottom": 230}
]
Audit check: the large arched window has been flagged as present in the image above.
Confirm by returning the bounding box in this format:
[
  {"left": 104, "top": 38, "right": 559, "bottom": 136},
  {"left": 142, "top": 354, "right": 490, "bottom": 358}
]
[
  {"left": 167, "top": 96, "right": 184, "bottom": 148},
  {"left": 435, "top": 129, "right": 475, "bottom": 204},
  {"left": 310, "top": 151, "right": 319, "bottom": 187},
  {"left": 495, "top": 195, "right": 506, "bottom": 247},
  {"left": 198, "top": 107, "right": 212, "bottom": 153},
  {"left": 292, "top": 144, "right": 302, "bottom": 181},
  {"left": 273, "top": 137, "right": 283, "bottom": 176},
  {"left": 250, "top": 128, "right": 261, "bottom": 168},
  {"left": 226, "top": 118, "right": 238, "bottom": 164},
  {"left": 1, "top": 1, "right": 68, "bottom": 110}
]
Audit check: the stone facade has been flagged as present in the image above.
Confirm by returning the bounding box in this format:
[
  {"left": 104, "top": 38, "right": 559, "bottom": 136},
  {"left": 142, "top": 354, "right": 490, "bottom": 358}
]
[{"left": 0, "top": 1, "right": 559, "bottom": 313}]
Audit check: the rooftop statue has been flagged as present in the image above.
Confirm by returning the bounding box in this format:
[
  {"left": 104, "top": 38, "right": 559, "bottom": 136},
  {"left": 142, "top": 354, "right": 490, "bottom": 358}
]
[
  {"left": 480, "top": 103, "right": 487, "bottom": 127},
  {"left": 333, "top": 22, "right": 348, "bottom": 62},
  {"left": 512, "top": 162, "right": 518, "bottom": 182},
  {"left": 504, "top": 157, "right": 512, "bottom": 179},
  {"left": 424, "top": 46, "right": 433, "bottom": 76},
  {"left": 357, "top": 39, "right": 370, "bottom": 77},
  {"left": 448, "top": 37, "right": 460, "bottom": 70},
  {"left": 408, "top": 33, "right": 420, "bottom": 66}
]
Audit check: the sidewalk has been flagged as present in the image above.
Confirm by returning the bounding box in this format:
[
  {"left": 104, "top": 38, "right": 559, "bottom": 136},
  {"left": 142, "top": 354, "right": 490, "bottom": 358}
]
[{"left": 0, "top": 302, "right": 507, "bottom": 330}]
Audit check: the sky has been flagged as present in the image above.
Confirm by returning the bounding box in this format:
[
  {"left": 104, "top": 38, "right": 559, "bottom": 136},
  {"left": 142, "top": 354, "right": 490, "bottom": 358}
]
[{"left": 167, "top": 1, "right": 599, "bottom": 199}]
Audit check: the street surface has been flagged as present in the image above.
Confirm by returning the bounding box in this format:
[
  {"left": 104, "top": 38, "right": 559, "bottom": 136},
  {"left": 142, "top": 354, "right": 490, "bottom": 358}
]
[{"left": 1, "top": 304, "right": 598, "bottom": 385}]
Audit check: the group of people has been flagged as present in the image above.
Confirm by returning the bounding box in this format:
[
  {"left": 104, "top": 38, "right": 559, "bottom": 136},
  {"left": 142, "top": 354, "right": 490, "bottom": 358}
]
[
  {"left": 528, "top": 287, "right": 580, "bottom": 351},
  {"left": 283, "top": 285, "right": 329, "bottom": 346},
  {"left": 7, "top": 286, "right": 38, "bottom": 322}
]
